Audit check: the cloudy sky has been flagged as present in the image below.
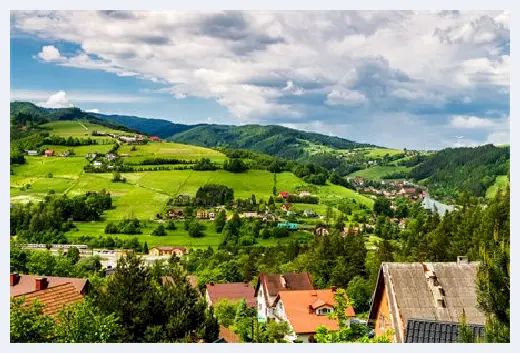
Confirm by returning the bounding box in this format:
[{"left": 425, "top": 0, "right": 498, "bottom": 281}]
[{"left": 10, "top": 10, "right": 509, "bottom": 149}]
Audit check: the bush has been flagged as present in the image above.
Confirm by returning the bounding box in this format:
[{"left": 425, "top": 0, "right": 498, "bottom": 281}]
[
  {"left": 165, "top": 220, "right": 177, "bottom": 230},
  {"left": 188, "top": 221, "right": 204, "bottom": 238},
  {"left": 223, "top": 158, "right": 248, "bottom": 173},
  {"left": 152, "top": 224, "right": 166, "bottom": 236},
  {"left": 272, "top": 227, "right": 289, "bottom": 238}
]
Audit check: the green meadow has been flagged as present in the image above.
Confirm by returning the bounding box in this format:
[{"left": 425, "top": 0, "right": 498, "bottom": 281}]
[
  {"left": 347, "top": 166, "right": 411, "bottom": 180},
  {"left": 486, "top": 175, "right": 509, "bottom": 199}
]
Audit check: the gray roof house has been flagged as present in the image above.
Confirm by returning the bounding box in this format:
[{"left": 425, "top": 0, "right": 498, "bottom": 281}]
[
  {"left": 368, "top": 257, "right": 486, "bottom": 343},
  {"left": 421, "top": 196, "right": 455, "bottom": 217}
]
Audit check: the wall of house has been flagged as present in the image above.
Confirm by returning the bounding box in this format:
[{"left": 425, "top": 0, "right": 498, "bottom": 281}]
[
  {"left": 149, "top": 249, "right": 159, "bottom": 256},
  {"left": 256, "top": 287, "right": 268, "bottom": 320},
  {"left": 374, "top": 285, "right": 393, "bottom": 340}
]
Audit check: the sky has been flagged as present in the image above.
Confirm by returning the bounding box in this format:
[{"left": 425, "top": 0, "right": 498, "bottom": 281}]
[{"left": 10, "top": 10, "right": 510, "bottom": 149}]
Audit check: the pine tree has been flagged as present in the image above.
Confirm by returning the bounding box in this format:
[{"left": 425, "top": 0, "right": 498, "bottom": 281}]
[{"left": 143, "top": 241, "right": 149, "bottom": 255}]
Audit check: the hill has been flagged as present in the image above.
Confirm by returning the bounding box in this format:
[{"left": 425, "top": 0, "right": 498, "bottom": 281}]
[
  {"left": 169, "top": 124, "right": 375, "bottom": 160},
  {"left": 408, "top": 145, "right": 510, "bottom": 200}
]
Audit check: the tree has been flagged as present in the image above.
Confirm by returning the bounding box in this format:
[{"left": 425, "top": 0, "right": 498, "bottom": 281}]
[
  {"left": 152, "top": 224, "right": 166, "bottom": 236},
  {"left": 165, "top": 220, "right": 177, "bottom": 230},
  {"left": 202, "top": 306, "right": 219, "bottom": 342},
  {"left": 346, "top": 276, "right": 371, "bottom": 313},
  {"left": 10, "top": 297, "right": 55, "bottom": 343},
  {"left": 314, "top": 289, "right": 391, "bottom": 343},
  {"left": 374, "top": 197, "right": 393, "bottom": 217},
  {"left": 66, "top": 247, "right": 80, "bottom": 265},
  {"left": 54, "top": 300, "right": 122, "bottom": 343},
  {"left": 233, "top": 299, "right": 257, "bottom": 342},
  {"left": 143, "top": 241, "right": 149, "bottom": 255},
  {"left": 223, "top": 158, "right": 248, "bottom": 173},
  {"left": 189, "top": 221, "right": 204, "bottom": 238},
  {"left": 257, "top": 320, "right": 290, "bottom": 343},
  {"left": 213, "top": 299, "right": 240, "bottom": 327},
  {"left": 215, "top": 210, "right": 226, "bottom": 233},
  {"left": 458, "top": 310, "right": 474, "bottom": 343}
]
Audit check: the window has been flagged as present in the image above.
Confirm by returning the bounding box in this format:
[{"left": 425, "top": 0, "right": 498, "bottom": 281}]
[
  {"left": 259, "top": 289, "right": 263, "bottom": 297},
  {"left": 317, "top": 307, "right": 332, "bottom": 316},
  {"left": 258, "top": 303, "right": 262, "bottom": 311}
]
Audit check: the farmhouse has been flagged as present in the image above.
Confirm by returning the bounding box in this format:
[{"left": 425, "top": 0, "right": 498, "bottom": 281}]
[
  {"left": 299, "top": 191, "right": 311, "bottom": 197},
  {"left": 208, "top": 212, "right": 217, "bottom": 220},
  {"left": 205, "top": 282, "right": 255, "bottom": 307},
  {"left": 93, "top": 160, "right": 103, "bottom": 168},
  {"left": 149, "top": 246, "right": 186, "bottom": 257},
  {"left": 44, "top": 149, "right": 54, "bottom": 157},
  {"left": 368, "top": 258, "right": 486, "bottom": 343},
  {"left": 86, "top": 153, "right": 97, "bottom": 159},
  {"left": 314, "top": 226, "right": 330, "bottom": 236},
  {"left": 149, "top": 136, "right": 160, "bottom": 141},
  {"left": 106, "top": 153, "right": 117, "bottom": 161},
  {"left": 60, "top": 150, "right": 70, "bottom": 157},
  {"left": 303, "top": 209, "right": 316, "bottom": 217},
  {"left": 196, "top": 208, "right": 208, "bottom": 219},
  {"left": 277, "top": 222, "right": 298, "bottom": 230},
  {"left": 241, "top": 212, "right": 258, "bottom": 219},
  {"left": 281, "top": 203, "right": 291, "bottom": 211},
  {"left": 255, "top": 272, "right": 314, "bottom": 321},
  {"left": 25, "top": 150, "right": 38, "bottom": 156},
  {"left": 278, "top": 191, "right": 289, "bottom": 198},
  {"left": 272, "top": 288, "right": 356, "bottom": 342}
]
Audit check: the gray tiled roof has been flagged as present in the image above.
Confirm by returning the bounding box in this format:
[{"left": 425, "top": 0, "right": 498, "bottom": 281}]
[
  {"left": 422, "top": 196, "right": 455, "bottom": 217},
  {"left": 405, "top": 318, "right": 485, "bottom": 343}
]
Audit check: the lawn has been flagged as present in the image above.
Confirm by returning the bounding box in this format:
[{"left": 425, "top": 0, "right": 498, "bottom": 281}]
[
  {"left": 347, "top": 166, "right": 411, "bottom": 180},
  {"left": 486, "top": 175, "right": 509, "bottom": 199},
  {"left": 41, "top": 120, "right": 127, "bottom": 137},
  {"left": 358, "top": 148, "right": 404, "bottom": 158},
  {"left": 117, "top": 142, "right": 227, "bottom": 163},
  {"left": 65, "top": 220, "right": 310, "bottom": 248}
]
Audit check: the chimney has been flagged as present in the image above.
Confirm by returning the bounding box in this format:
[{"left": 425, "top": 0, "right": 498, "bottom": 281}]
[
  {"left": 308, "top": 304, "right": 314, "bottom": 314},
  {"left": 457, "top": 256, "right": 469, "bottom": 265},
  {"left": 10, "top": 273, "right": 20, "bottom": 287},
  {"left": 209, "top": 281, "right": 214, "bottom": 286},
  {"left": 35, "top": 277, "right": 48, "bottom": 291},
  {"left": 331, "top": 286, "right": 337, "bottom": 293}
]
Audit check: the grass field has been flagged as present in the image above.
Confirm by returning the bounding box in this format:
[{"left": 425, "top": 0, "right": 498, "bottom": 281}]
[
  {"left": 66, "top": 220, "right": 310, "bottom": 248},
  {"left": 347, "top": 166, "right": 411, "bottom": 180},
  {"left": 486, "top": 175, "right": 509, "bottom": 199},
  {"left": 354, "top": 147, "right": 404, "bottom": 158},
  {"left": 41, "top": 120, "right": 127, "bottom": 137},
  {"left": 118, "top": 142, "right": 227, "bottom": 163}
]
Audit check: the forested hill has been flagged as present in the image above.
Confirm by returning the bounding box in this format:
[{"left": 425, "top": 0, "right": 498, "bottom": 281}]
[
  {"left": 10, "top": 102, "right": 138, "bottom": 136},
  {"left": 92, "top": 113, "right": 196, "bottom": 138},
  {"left": 409, "top": 144, "right": 510, "bottom": 200},
  {"left": 169, "top": 124, "right": 375, "bottom": 160}
]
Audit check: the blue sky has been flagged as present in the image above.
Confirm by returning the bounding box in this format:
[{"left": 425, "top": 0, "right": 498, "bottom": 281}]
[{"left": 10, "top": 11, "right": 510, "bottom": 149}]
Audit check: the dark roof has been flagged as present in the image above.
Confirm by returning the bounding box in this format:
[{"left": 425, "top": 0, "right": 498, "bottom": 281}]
[
  {"left": 256, "top": 272, "right": 314, "bottom": 299},
  {"left": 405, "top": 318, "right": 485, "bottom": 343},
  {"left": 10, "top": 274, "right": 88, "bottom": 297},
  {"left": 206, "top": 282, "right": 255, "bottom": 307}
]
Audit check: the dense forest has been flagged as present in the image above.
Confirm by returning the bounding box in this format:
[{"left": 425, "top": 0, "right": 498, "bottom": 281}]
[{"left": 409, "top": 145, "right": 510, "bottom": 200}]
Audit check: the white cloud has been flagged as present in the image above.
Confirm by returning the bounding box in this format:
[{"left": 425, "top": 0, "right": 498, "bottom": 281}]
[
  {"left": 10, "top": 89, "right": 153, "bottom": 104},
  {"left": 326, "top": 89, "right": 367, "bottom": 107},
  {"left": 449, "top": 115, "right": 495, "bottom": 129},
  {"left": 86, "top": 108, "right": 100, "bottom": 113},
  {"left": 39, "top": 90, "right": 73, "bottom": 108},
  {"left": 10, "top": 11, "right": 510, "bottom": 147},
  {"left": 37, "top": 45, "right": 63, "bottom": 62}
]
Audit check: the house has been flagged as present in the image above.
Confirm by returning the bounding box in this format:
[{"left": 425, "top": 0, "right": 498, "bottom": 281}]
[
  {"left": 299, "top": 191, "right": 311, "bottom": 197},
  {"left": 405, "top": 318, "right": 485, "bottom": 343},
  {"left": 25, "top": 150, "right": 38, "bottom": 156},
  {"left": 354, "top": 177, "right": 364, "bottom": 186},
  {"left": 286, "top": 210, "right": 297, "bottom": 217},
  {"left": 278, "top": 191, "right": 289, "bottom": 198},
  {"left": 11, "top": 281, "right": 84, "bottom": 317},
  {"left": 241, "top": 212, "right": 258, "bottom": 219},
  {"left": 44, "top": 149, "right": 54, "bottom": 157},
  {"left": 60, "top": 150, "right": 70, "bottom": 157},
  {"left": 205, "top": 282, "right": 256, "bottom": 307},
  {"left": 272, "top": 288, "right": 356, "bottom": 342},
  {"left": 422, "top": 196, "right": 455, "bottom": 217},
  {"left": 149, "top": 246, "right": 186, "bottom": 257},
  {"left": 86, "top": 153, "right": 97, "bottom": 159},
  {"left": 343, "top": 226, "right": 360, "bottom": 235},
  {"left": 277, "top": 222, "right": 298, "bottom": 230},
  {"left": 149, "top": 136, "right": 160, "bottom": 141},
  {"left": 106, "top": 153, "right": 117, "bottom": 161},
  {"left": 255, "top": 272, "right": 314, "bottom": 321},
  {"left": 208, "top": 212, "right": 217, "bottom": 220},
  {"left": 262, "top": 214, "right": 277, "bottom": 222},
  {"left": 368, "top": 257, "right": 486, "bottom": 343},
  {"left": 165, "top": 208, "right": 178, "bottom": 218},
  {"left": 93, "top": 160, "right": 103, "bottom": 168},
  {"left": 281, "top": 203, "right": 291, "bottom": 211},
  {"left": 314, "top": 226, "right": 330, "bottom": 236},
  {"left": 196, "top": 208, "right": 208, "bottom": 219},
  {"left": 303, "top": 209, "right": 316, "bottom": 217},
  {"left": 217, "top": 326, "right": 241, "bottom": 343},
  {"left": 399, "top": 187, "right": 416, "bottom": 196},
  {"left": 10, "top": 273, "right": 89, "bottom": 297}
]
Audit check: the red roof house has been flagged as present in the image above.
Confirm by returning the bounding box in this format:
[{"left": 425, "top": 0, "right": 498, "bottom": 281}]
[
  {"left": 44, "top": 149, "right": 54, "bottom": 157},
  {"left": 10, "top": 273, "right": 89, "bottom": 297},
  {"left": 279, "top": 191, "right": 289, "bottom": 198},
  {"left": 205, "top": 282, "right": 256, "bottom": 307},
  {"left": 149, "top": 136, "right": 160, "bottom": 141}
]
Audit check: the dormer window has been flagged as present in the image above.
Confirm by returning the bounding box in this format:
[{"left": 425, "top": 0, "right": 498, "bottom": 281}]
[{"left": 317, "top": 307, "right": 332, "bottom": 316}]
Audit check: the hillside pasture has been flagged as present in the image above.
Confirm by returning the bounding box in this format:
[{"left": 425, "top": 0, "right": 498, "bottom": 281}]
[
  {"left": 347, "top": 166, "right": 411, "bottom": 180},
  {"left": 117, "top": 142, "right": 227, "bottom": 163},
  {"left": 486, "top": 175, "right": 509, "bottom": 199},
  {"left": 41, "top": 120, "right": 127, "bottom": 137}
]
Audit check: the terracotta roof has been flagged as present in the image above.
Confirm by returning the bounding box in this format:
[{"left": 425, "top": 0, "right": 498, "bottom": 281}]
[
  {"left": 10, "top": 274, "right": 88, "bottom": 297},
  {"left": 14, "top": 282, "right": 84, "bottom": 317},
  {"left": 206, "top": 282, "right": 255, "bottom": 307},
  {"left": 276, "top": 289, "right": 356, "bottom": 334},
  {"left": 218, "top": 325, "right": 241, "bottom": 343},
  {"left": 257, "top": 272, "right": 314, "bottom": 302},
  {"left": 152, "top": 246, "right": 186, "bottom": 251}
]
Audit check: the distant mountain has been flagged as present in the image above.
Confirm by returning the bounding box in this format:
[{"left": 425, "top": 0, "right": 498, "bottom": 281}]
[
  {"left": 92, "top": 113, "right": 196, "bottom": 138},
  {"left": 169, "top": 124, "right": 375, "bottom": 160}
]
